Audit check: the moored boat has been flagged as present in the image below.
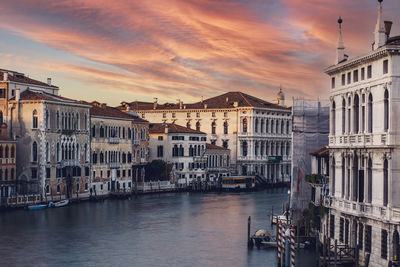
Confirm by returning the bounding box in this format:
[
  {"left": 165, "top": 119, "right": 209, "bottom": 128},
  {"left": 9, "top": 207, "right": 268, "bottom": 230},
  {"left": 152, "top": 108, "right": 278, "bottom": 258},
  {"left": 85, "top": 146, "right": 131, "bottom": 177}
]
[
  {"left": 27, "top": 204, "right": 47, "bottom": 211},
  {"left": 50, "top": 199, "right": 69, "bottom": 208}
]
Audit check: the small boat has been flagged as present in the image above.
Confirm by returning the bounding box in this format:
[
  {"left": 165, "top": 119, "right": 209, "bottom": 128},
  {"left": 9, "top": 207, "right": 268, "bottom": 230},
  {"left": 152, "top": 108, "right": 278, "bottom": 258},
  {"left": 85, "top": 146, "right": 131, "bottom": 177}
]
[
  {"left": 27, "top": 204, "right": 47, "bottom": 211},
  {"left": 251, "top": 229, "right": 276, "bottom": 249},
  {"left": 52, "top": 199, "right": 69, "bottom": 208}
]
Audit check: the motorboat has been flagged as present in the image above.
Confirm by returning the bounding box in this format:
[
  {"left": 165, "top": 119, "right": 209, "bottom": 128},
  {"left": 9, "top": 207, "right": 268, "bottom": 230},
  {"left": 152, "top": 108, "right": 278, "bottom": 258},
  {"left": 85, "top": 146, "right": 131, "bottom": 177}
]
[
  {"left": 251, "top": 229, "right": 276, "bottom": 249},
  {"left": 49, "top": 199, "right": 69, "bottom": 208},
  {"left": 27, "top": 204, "right": 47, "bottom": 211}
]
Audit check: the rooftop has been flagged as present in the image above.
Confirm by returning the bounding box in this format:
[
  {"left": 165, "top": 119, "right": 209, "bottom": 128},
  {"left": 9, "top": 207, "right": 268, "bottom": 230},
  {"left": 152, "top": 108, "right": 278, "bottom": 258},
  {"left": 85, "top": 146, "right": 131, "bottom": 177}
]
[
  {"left": 84, "top": 101, "right": 147, "bottom": 122},
  {"left": 310, "top": 146, "right": 329, "bottom": 156},
  {"left": 149, "top": 123, "right": 205, "bottom": 134},
  {"left": 205, "top": 143, "right": 229, "bottom": 150},
  {"left": 0, "top": 70, "right": 58, "bottom": 88},
  {"left": 11, "top": 89, "right": 87, "bottom": 105},
  {"left": 118, "top": 91, "right": 290, "bottom": 111}
]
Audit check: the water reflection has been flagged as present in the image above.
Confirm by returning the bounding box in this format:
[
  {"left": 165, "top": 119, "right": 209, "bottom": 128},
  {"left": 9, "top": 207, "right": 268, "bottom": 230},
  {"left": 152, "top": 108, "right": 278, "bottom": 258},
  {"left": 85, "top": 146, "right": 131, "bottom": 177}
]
[{"left": 0, "top": 188, "right": 315, "bottom": 267}]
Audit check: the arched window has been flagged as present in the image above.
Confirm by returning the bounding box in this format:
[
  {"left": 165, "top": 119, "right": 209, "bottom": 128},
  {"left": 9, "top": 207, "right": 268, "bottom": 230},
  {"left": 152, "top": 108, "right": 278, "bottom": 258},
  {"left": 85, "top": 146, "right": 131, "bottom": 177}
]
[
  {"left": 5, "top": 146, "right": 8, "bottom": 158},
  {"left": 92, "top": 125, "right": 96, "bottom": 137},
  {"left": 46, "top": 142, "right": 49, "bottom": 162},
  {"left": 331, "top": 101, "right": 336, "bottom": 135},
  {"left": 347, "top": 97, "right": 351, "bottom": 133},
  {"left": 383, "top": 159, "right": 388, "bottom": 206},
  {"left": 266, "top": 120, "right": 269, "bottom": 133},
  {"left": 342, "top": 98, "right": 346, "bottom": 134},
  {"left": 57, "top": 184, "right": 61, "bottom": 194},
  {"left": 276, "top": 120, "right": 279, "bottom": 134},
  {"left": 367, "top": 158, "right": 372, "bottom": 203},
  {"left": 286, "top": 121, "right": 290, "bottom": 134},
  {"left": 10, "top": 146, "right": 14, "bottom": 158},
  {"left": 261, "top": 119, "right": 265, "bottom": 133},
  {"left": 45, "top": 109, "right": 49, "bottom": 129},
  {"left": 384, "top": 89, "right": 389, "bottom": 132},
  {"left": 242, "top": 141, "right": 248, "bottom": 157},
  {"left": 243, "top": 118, "right": 248, "bottom": 133},
  {"left": 11, "top": 168, "right": 14, "bottom": 180},
  {"left": 211, "top": 121, "right": 216, "bottom": 134},
  {"left": 32, "top": 141, "right": 38, "bottom": 162},
  {"left": 0, "top": 110, "right": 3, "bottom": 125},
  {"left": 186, "top": 121, "right": 191, "bottom": 129},
  {"left": 281, "top": 120, "right": 284, "bottom": 134},
  {"left": 84, "top": 114, "right": 88, "bottom": 130},
  {"left": 5, "top": 169, "right": 8, "bottom": 180},
  {"left": 84, "top": 144, "right": 88, "bottom": 162},
  {"left": 56, "top": 143, "right": 60, "bottom": 162},
  {"left": 32, "top": 110, "right": 38, "bottom": 129},
  {"left": 223, "top": 121, "right": 228, "bottom": 134},
  {"left": 56, "top": 111, "right": 60, "bottom": 129},
  {"left": 196, "top": 121, "right": 200, "bottom": 131},
  {"left": 255, "top": 118, "right": 259, "bottom": 133},
  {"left": 353, "top": 95, "right": 359, "bottom": 133},
  {"left": 368, "top": 93, "right": 373, "bottom": 133}
]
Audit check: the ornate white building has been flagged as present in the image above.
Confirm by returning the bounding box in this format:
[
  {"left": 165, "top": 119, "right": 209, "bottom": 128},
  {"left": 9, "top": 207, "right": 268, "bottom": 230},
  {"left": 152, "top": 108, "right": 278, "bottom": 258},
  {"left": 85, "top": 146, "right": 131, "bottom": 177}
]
[
  {"left": 118, "top": 91, "right": 292, "bottom": 183},
  {"left": 326, "top": 1, "right": 400, "bottom": 265}
]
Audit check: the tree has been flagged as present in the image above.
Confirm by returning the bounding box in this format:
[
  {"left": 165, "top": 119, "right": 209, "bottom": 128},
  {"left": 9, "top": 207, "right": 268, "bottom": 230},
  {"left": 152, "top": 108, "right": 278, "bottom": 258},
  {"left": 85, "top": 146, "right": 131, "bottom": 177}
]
[{"left": 145, "top": 160, "right": 172, "bottom": 181}]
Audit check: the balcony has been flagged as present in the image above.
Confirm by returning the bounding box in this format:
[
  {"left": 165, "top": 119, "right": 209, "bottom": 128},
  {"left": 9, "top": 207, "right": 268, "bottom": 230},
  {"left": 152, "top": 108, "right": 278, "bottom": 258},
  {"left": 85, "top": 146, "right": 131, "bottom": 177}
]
[
  {"left": 108, "top": 137, "right": 120, "bottom": 144},
  {"left": 132, "top": 139, "right": 140, "bottom": 145},
  {"left": 109, "top": 162, "right": 121, "bottom": 169},
  {"left": 61, "top": 159, "right": 80, "bottom": 167},
  {"left": 329, "top": 132, "right": 390, "bottom": 147}
]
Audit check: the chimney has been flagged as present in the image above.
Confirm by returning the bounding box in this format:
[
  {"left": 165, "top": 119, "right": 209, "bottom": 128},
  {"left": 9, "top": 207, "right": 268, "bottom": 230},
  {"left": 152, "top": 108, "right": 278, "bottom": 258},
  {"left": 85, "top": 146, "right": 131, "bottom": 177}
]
[
  {"left": 3, "top": 73, "right": 8, "bottom": 81},
  {"left": 201, "top": 96, "right": 204, "bottom": 103},
  {"left": 47, "top": 78, "right": 52, "bottom": 86},
  {"left": 126, "top": 105, "right": 130, "bottom": 112},
  {"left": 153, "top": 97, "right": 158, "bottom": 109},
  {"left": 176, "top": 99, "right": 180, "bottom": 105},
  {"left": 180, "top": 101, "right": 183, "bottom": 109},
  {"left": 233, "top": 101, "right": 239, "bottom": 108},
  {"left": 204, "top": 103, "right": 208, "bottom": 109},
  {"left": 226, "top": 97, "right": 229, "bottom": 103},
  {"left": 15, "top": 88, "right": 20, "bottom": 102},
  {"left": 0, "top": 123, "right": 7, "bottom": 139},
  {"left": 101, "top": 103, "right": 107, "bottom": 108},
  {"left": 164, "top": 124, "right": 169, "bottom": 134},
  {"left": 384, "top": 21, "right": 392, "bottom": 39}
]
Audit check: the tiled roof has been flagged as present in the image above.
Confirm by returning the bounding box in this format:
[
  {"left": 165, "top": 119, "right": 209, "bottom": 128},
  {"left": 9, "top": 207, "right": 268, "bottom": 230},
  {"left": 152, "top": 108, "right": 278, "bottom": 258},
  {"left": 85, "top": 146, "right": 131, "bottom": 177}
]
[
  {"left": 84, "top": 101, "right": 147, "bottom": 122},
  {"left": 387, "top": 35, "right": 400, "bottom": 46},
  {"left": 310, "top": 146, "right": 329, "bottom": 156},
  {"left": 11, "top": 89, "right": 85, "bottom": 104},
  {"left": 149, "top": 123, "right": 205, "bottom": 134},
  {"left": 118, "top": 91, "right": 290, "bottom": 111},
  {"left": 205, "top": 143, "right": 228, "bottom": 150},
  {"left": 0, "top": 71, "right": 58, "bottom": 88}
]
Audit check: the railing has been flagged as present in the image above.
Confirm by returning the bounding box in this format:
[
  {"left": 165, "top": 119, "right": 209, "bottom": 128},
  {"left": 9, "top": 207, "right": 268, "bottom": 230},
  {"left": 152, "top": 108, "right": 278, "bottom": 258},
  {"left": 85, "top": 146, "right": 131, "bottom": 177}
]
[
  {"left": 108, "top": 137, "right": 120, "bottom": 144},
  {"left": 61, "top": 159, "right": 80, "bottom": 167},
  {"left": 109, "top": 162, "right": 121, "bottom": 169},
  {"left": 1, "top": 194, "right": 41, "bottom": 206},
  {"left": 0, "top": 158, "right": 16, "bottom": 164},
  {"left": 381, "top": 134, "right": 387, "bottom": 144},
  {"left": 132, "top": 139, "right": 140, "bottom": 145}
]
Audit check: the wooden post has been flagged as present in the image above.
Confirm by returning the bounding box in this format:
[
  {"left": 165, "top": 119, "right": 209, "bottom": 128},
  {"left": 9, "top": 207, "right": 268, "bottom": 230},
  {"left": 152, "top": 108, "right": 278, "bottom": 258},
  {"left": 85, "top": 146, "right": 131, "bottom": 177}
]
[
  {"left": 316, "top": 233, "right": 319, "bottom": 266},
  {"left": 334, "top": 239, "right": 337, "bottom": 267},
  {"left": 271, "top": 206, "right": 274, "bottom": 226},
  {"left": 323, "top": 235, "right": 326, "bottom": 267},
  {"left": 247, "top": 216, "right": 253, "bottom": 248},
  {"left": 327, "top": 237, "right": 331, "bottom": 267}
]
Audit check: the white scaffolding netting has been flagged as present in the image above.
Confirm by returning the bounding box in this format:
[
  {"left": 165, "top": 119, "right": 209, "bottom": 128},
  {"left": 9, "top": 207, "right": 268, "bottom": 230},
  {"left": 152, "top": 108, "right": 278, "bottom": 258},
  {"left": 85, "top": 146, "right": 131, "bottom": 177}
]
[{"left": 290, "top": 98, "right": 329, "bottom": 223}]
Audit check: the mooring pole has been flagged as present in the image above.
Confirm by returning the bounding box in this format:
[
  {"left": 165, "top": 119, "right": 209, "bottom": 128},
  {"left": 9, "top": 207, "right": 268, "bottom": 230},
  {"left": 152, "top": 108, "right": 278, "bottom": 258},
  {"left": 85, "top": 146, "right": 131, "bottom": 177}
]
[
  {"left": 316, "top": 232, "right": 319, "bottom": 266},
  {"left": 334, "top": 239, "right": 337, "bottom": 267},
  {"left": 247, "top": 216, "right": 253, "bottom": 248},
  {"left": 323, "top": 234, "right": 326, "bottom": 267}
]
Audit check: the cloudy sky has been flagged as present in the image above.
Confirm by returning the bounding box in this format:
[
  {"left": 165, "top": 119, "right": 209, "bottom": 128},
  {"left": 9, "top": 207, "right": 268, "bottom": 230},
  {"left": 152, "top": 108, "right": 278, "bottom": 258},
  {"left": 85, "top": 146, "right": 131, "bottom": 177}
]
[{"left": 0, "top": 0, "right": 399, "bottom": 105}]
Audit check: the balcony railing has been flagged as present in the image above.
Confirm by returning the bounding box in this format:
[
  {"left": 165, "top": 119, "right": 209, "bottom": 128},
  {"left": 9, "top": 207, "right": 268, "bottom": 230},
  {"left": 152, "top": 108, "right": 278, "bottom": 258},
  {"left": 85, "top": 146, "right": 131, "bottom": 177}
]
[
  {"left": 132, "top": 139, "right": 140, "bottom": 145},
  {"left": 109, "top": 162, "right": 121, "bottom": 169},
  {"left": 61, "top": 159, "right": 80, "bottom": 167},
  {"left": 108, "top": 137, "right": 120, "bottom": 144}
]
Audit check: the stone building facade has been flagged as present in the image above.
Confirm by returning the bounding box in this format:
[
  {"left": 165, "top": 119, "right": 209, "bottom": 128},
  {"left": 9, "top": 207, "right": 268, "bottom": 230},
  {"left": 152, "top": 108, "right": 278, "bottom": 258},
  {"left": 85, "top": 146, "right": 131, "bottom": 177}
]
[
  {"left": 0, "top": 124, "right": 16, "bottom": 206},
  {"left": 204, "top": 143, "right": 231, "bottom": 182},
  {"left": 325, "top": 2, "right": 400, "bottom": 266},
  {"left": 148, "top": 123, "right": 206, "bottom": 187},
  {"left": 119, "top": 91, "right": 291, "bottom": 183},
  {"left": 88, "top": 101, "right": 149, "bottom": 196}
]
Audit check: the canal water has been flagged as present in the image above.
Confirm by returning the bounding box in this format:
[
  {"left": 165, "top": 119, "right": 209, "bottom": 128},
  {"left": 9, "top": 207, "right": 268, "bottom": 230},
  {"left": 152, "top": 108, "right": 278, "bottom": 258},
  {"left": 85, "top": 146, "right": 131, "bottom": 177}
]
[{"left": 0, "top": 188, "right": 316, "bottom": 267}]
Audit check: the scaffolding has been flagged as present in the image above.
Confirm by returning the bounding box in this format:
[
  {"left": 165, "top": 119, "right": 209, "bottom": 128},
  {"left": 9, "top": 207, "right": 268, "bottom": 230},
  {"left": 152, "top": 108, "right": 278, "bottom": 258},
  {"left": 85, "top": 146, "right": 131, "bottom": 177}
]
[{"left": 290, "top": 98, "right": 330, "bottom": 224}]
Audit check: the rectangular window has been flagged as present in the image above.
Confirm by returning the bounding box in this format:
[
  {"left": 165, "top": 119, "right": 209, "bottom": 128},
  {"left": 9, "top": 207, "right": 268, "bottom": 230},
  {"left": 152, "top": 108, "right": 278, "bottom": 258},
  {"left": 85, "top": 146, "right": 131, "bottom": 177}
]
[
  {"left": 196, "top": 113, "right": 200, "bottom": 118},
  {"left": 122, "top": 170, "right": 126, "bottom": 177},
  {"left": 358, "top": 223, "right": 363, "bottom": 250},
  {"left": 163, "top": 113, "right": 166, "bottom": 118},
  {"left": 361, "top": 67, "right": 365, "bottom": 80},
  {"left": 187, "top": 113, "right": 191, "bottom": 118},
  {"left": 0, "top": 88, "right": 6, "bottom": 98},
  {"left": 344, "top": 219, "right": 349, "bottom": 245},
  {"left": 341, "top": 74, "right": 345, "bottom": 86},
  {"left": 85, "top": 167, "right": 90, "bottom": 177},
  {"left": 339, "top": 218, "right": 344, "bottom": 242},
  {"left": 31, "top": 168, "right": 37, "bottom": 179},
  {"left": 353, "top": 70, "right": 358, "bottom": 82},
  {"left": 212, "top": 112, "right": 216, "bottom": 117},
  {"left": 367, "top": 65, "right": 372, "bottom": 79},
  {"left": 46, "top": 168, "right": 51, "bottom": 179},
  {"left": 158, "top": 136, "right": 163, "bottom": 141},
  {"left": 329, "top": 215, "right": 335, "bottom": 238},
  {"left": 347, "top": 72, "right": 351, "bottom": 84},
  {"left": 331, "top": 77, "right": 335, "bottom": 89},
  {"left": 365, "top": 225, "right": 372, "bottom": 253},
  {"left": 157, "top": 145, "right": 164, "bottom": 157},
  {"left": 383, "top": 59, "right": 388, "bottom": 74},
  {"left": 172, "top": 113, "right": 176, "bottom": 118},
  {"left": 381, "top": 229, "right": 388, "bottom": 259}
]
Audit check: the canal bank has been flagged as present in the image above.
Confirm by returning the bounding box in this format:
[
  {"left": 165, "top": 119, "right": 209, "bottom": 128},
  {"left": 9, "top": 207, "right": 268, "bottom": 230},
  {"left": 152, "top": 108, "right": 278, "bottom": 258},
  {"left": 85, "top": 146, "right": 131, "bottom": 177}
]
[{"left": 0, "top": 188, "right": 315, "bottom": 267}]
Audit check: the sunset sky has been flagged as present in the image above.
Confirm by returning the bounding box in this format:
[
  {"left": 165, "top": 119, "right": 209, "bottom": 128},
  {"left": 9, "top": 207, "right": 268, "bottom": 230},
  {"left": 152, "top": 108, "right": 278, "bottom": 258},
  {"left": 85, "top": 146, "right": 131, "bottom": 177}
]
[{"left": 0, "top": 0, "right": 399, "bottom": 106}]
